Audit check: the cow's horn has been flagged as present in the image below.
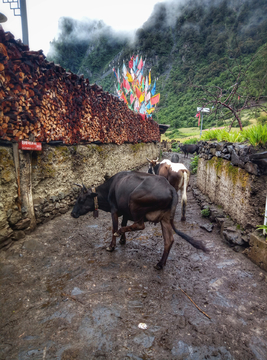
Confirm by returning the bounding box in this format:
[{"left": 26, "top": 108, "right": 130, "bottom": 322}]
[
  {"left": 156, "top": 157, "right": 159, "bottom": 161},
  {"left": 74, "top": 183, "right": 83, "bottom": 188},
  {"left": 146, "top": 157, "right": 151, "bottom": 162},
  {"left": 82, "top": 183, "right": 87, "bottom": 192}
]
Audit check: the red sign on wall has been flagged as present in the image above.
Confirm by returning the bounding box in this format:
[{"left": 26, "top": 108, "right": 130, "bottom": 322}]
[{"left": 18, "top": 141, "right": 42, "bottom": 151}]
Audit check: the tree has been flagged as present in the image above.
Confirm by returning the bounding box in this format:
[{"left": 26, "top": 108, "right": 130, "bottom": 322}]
[{"left": 193, "top": 44, "right": 267, "bottom": 131}]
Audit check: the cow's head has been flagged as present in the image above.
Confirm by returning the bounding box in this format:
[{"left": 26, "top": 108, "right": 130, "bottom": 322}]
[
  {"left": 146, "top": 158, "right": 159, "bottom": 174},
  {"left": 71, "top": 184, "right": 98, "bottom": 218}
]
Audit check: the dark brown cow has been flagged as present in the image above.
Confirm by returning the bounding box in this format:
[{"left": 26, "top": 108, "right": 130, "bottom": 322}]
[
  {"left": 71, "top": 171, "right": 207, "bottom": 269},
  {"left": 147, "top": 159, "right": 190, "bottom": 221},
  {"left": 180, "top": 144, "right": 199, "bottom": 157}
]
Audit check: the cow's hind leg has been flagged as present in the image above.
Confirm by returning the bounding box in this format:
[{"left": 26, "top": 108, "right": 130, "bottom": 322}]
[
  {"left": 106, "top": 212, "right": 119, "bottom": 252},
  {"left": 181, "top": 171, "right": 188, "bottom": 221},
  {"left": 155, "top": 219, "right": 174, "bottom": 270},
  {"left": 119, "top": 216, "right": 128, "bottom": 245}
]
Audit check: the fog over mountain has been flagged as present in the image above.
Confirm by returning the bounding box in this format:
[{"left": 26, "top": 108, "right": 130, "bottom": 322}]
[{"left": 47, "top": 0, "right": 267, "bottom": 129}]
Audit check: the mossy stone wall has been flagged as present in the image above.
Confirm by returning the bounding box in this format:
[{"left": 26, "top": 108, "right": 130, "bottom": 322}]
[{"left": 197, "top": 157, "right": 267, "bottom": 230}]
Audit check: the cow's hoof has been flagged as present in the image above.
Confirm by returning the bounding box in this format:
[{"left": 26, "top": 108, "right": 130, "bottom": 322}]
[
  {"left": 113, "top": 232, "right": 120, "bottom": 237},
  {"left": 181, "top": 217, "right": 186, "bottom": 221},
  {"left": 119, "top": 238, "right": 126, "bottom": 245},
  {"left": 154, "top": 263, "right": 163, "bottom": 270},
  {"left": 106, "top": 246, "right": 115, "bottom": 252}
]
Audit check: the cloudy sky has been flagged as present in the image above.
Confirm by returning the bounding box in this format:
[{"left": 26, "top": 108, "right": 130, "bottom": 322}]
[{"left": 1, "top": 0, "right": 168, "bottom": 55}]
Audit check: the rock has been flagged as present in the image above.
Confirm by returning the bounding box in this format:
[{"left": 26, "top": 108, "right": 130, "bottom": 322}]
[
  {"left": 58, "top": 192, "right": 65, "bottom": 200},
  {"left": 13, "top": 218, "right": 31, "bottom": 230},
  {"left": 216, "top": 142, "right": 226, "bottom": 151},
  {"left": 210, "top": 148, "right": 217, "bottom": 155},
  {"left": 8, "top": 210, "right": 22, "bottom": 226},
  {"left": 231, "top": 149, "right": 245, "bottom": 168},
  {"left": 12, "top": 230, "right": 25, "bottom": 241},
  {"left": 0, "top": 226, "right": 13, "bottom": 246},
  {"left": 59, "top": 205, "right": 69, "bottom": 214},
  {"left": 200, "top": 223, "right": 214, "bottom": 232},
  {"left": 222, "top": 154, "right": 231, "bottom": 160},
  {"left": 0, "top": 212, "right": 7, "bottom": 229},
  {"left": 209, "top": 207, "right": 225, "bottom": 222},
  {"left": 244, "top": 161, "right": 259, "bottom": 175},
  {"left": 223, "top": 230, "right": 245, "bottom": 245},
  {"left": 43, "top": 203, "right": 55, "bottom": 213},
  {"left": 245, "top": 233, "right": 267, "bottom": 272}
]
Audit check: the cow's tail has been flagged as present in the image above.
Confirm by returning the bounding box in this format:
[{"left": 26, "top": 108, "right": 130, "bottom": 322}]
[
  {"left": 181, "top": 171, "right": 189, "bottom": 220},
  {"left": 171, "top": 219, "right": 209, "bottom": 252}
]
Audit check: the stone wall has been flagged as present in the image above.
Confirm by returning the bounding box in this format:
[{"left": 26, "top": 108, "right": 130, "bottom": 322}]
[
  {"left": 0, "top": 142, "right": 159, "bottom": 249},
  {"left": 197, "top": 154, "right": 267, "bottom": 231}
]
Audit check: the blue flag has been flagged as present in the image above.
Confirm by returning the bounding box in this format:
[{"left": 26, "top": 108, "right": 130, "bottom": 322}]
[{"left": 151, "top": 80, "right": 156, "bottom": 96}]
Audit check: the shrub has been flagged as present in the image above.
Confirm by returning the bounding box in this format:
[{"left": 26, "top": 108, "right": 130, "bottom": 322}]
[
  {"left": 190, "top": 155, "right": 199, "bottom": 174},
  {"left": 201, "top": 207, "right": 210, "bottom": 217},
  {"left": 242, "top": 124, "right": 267, "bottom": 146},
  {"left": 257, "top": 115, "right": 267, "bottom": 125},
  {"left": 183, "top": 138, "right": 198, "bottom": 145}
]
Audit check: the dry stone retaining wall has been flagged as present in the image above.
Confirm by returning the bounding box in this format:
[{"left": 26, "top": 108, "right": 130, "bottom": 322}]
[{"left": 197, "top": 141, "right": 267, "bottom": 231}]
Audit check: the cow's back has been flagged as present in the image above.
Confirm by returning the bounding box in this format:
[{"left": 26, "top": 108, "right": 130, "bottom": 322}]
[
  {"left": 108, "top": 171, "right": 177, "bottom": 218},
  {"left": 158, "top": 160, "right": 188, "bottom": 192}
]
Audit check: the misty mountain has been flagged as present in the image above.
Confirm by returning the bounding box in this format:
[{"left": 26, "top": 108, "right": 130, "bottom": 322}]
[{"left": 47, "top": 0, "right": 267, "bottom": 129}]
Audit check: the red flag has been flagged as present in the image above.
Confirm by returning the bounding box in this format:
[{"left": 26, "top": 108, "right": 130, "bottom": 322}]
[
  {"left": 135, "top": 86, "right": 142, "bottom": 99},
  {"left": 129, "top": 56, "right": 134, "bottom": 69},
  {"left": 195, "top": 112, "right": 201, "bottom": 126},
  {"left": 121, "top": 93, "right": 128, "bottom": 104},
  {"left": 138, "top": 56, "right": 143, "bottom": 70},
  {"left": 151, "top": 93, "right": 160, "bottom": 106}
]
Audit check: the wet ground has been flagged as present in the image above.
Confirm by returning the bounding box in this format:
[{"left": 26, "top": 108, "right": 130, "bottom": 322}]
[{"left": 0, "top": 155, "right": 267, "bottom": 360}]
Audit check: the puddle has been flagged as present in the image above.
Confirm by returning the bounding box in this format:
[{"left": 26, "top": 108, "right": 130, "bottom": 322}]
[
  {"left": 71, "top": 287, "right": 84, "bottom": 295},
  {"left": 216, "top": 260, "right": 239, "bottom": 268},
  {"left": 133, "top": 332, "right": 155, "bottom": 348},
  {"left": 171, "top": 341, "right": 233, "bottom": 359},
  {"left": 41, "top": 305, "right": 75, "bottom": 324}
]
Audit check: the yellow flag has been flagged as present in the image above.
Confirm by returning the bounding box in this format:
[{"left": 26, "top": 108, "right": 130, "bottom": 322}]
[
  {"left": 126, "top": 71, "right": 133, "bottom": 82},
  {"left": 139, "top": 93, "right": 145, "bottom": 103},
  {"left": 149, "top": 70, "right": 151, "bottom": 86}
]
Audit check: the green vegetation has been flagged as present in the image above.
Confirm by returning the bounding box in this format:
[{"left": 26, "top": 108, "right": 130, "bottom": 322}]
[
  {"left": 47, "top": 0, "right": 267, "bottom": 131},
  {"left": 201, "top": 207, "right": 210, "bottom": 217},
  {"left": 190, "top": 155, "right": 199, "bottom": 175},
  {"left": 200, "top": 124, "right": 267, "bottom": 147}
]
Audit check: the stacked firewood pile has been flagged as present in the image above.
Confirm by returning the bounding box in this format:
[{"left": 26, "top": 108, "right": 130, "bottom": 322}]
[{"left": 0, "top": 27, "right": 160, "bottom": 145}]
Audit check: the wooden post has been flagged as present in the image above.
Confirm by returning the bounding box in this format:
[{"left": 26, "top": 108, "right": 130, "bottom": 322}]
[
  {"left": 12, "top": 143, "right": 22, "bottom": 211},
  {"left": 18, "top": 150, "right": 36, "bottom": 230}
]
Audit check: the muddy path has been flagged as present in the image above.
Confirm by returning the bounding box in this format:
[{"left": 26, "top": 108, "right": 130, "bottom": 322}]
[{"left": 0, "top": 155, "right": 267, "bottom": 360}]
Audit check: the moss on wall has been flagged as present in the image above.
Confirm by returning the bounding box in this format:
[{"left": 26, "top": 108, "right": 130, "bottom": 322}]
[{"left": 198, "top": 156, "right": 264, "bottom": 229}]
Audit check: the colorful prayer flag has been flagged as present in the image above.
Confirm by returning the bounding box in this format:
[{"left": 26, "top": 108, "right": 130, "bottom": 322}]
[
  {"left": 195, "top": 112, "right": 201, "bottom": 126},
  {"left": 138, "top": 56, "right": 143, "bottom": 70},
  {"left": 151, "top": 93, "right": 160, "bottom": 106},
  {"left": 151, "top": 80, "right": 156, "bottom": 96}
]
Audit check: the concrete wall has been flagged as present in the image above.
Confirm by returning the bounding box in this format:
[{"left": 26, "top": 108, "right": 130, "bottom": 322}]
[
  {"left": 197, "top": 157, "right": 267, "bottom": 230},
  {"left": 0, "top": 142, "right": 159, "bottom": 249}
]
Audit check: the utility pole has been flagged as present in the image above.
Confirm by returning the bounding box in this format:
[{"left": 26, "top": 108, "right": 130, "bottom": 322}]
[
  {"left": 2, "top": 0, "right": 29, "bottom": 46},
  {"left": 197, "top": 107, "right": 210, "bottom": 137}
]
